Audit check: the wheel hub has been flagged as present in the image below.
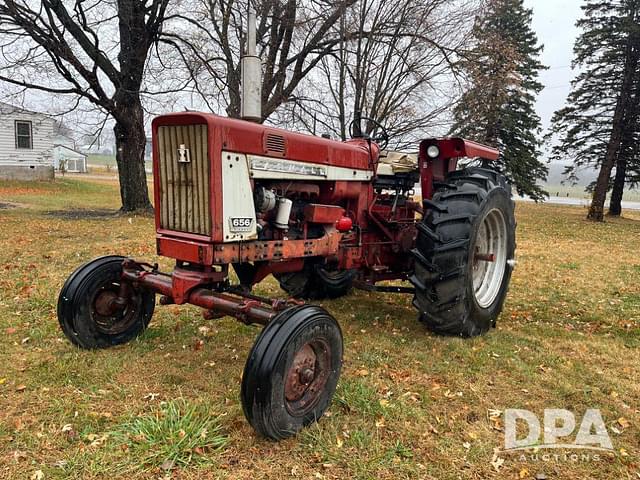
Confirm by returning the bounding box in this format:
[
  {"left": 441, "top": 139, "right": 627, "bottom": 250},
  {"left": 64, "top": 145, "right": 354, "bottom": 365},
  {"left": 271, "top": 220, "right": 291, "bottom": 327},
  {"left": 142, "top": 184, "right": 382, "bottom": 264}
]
[
  {"left": 91, "top": 282, "right": 138, "bottom": 335},
  {"left": 284, "top": 340, "right": 331, "bottom": 414},
  {"left": 94, "top": 290, "right": 125, "bottom": 317},
  {"left": 285, "top": 344, "right": 317, "bottom": 401}
]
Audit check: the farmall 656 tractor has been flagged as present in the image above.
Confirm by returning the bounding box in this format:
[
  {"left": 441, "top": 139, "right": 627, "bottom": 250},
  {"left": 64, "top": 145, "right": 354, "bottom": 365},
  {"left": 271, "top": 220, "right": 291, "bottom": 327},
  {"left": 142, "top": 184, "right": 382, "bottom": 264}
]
[{"left": 57, "top": 12, "right": 516, "bottom": 441}]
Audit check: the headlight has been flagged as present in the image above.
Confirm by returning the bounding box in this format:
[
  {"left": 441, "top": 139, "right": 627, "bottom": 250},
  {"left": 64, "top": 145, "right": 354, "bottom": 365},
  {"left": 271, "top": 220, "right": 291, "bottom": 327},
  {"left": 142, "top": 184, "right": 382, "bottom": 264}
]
[{"left": 426, "top": 145, "right": 440, "bottom": 159}]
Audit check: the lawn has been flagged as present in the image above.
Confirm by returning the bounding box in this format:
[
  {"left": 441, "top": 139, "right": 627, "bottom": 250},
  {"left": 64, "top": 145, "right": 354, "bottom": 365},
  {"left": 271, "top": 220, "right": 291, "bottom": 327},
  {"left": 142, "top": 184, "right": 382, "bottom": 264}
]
[
  {"left": 86, "top": 154, "right": 152, "bottom": 174},
  {"left": 0, "top": 177, "right": 638, "bottom": 480}
]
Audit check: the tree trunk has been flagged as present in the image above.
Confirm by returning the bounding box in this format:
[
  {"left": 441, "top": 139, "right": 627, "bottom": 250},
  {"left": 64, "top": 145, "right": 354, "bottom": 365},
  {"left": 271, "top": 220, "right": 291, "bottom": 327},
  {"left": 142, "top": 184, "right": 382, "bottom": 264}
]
[
  {"left": 113, "top": 98, "right": 152, "bottom": 212},
  {"left": 588, "top": 15, "right": 639, "bottom": 221},
  {"left": 588, "top": 104, "right": 628, "bottom": 221},
  {"left": 608, "top": 155, "right": 627, "bottom": 216}
]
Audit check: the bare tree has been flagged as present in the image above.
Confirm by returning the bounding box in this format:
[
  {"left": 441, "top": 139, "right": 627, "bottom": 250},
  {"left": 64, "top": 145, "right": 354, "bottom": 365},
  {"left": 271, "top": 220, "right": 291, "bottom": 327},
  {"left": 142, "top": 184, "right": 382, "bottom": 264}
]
[
  {"left": 0, "top": 0, "right": 171, "bottom": 211},
  {"left": 166, "top": 0, "right": 358, "bottom": 121},
  {"left": 274, "top": 0, "right": 478, "bottom": 150}
]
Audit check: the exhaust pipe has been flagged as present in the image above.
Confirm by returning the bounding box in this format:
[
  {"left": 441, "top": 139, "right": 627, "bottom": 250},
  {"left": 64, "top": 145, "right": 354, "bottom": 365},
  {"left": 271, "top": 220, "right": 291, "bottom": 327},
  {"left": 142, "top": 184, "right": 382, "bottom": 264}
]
[{"left": 241, "top": 6, "right": 262, "bottom": 122}]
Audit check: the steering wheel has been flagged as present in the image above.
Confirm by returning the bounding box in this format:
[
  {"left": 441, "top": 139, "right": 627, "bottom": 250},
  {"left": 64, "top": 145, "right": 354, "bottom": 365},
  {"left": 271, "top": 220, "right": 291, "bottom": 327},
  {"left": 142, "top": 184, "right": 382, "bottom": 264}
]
[{"left": 348, "top": 116, "right": 389, "bottom": 151}]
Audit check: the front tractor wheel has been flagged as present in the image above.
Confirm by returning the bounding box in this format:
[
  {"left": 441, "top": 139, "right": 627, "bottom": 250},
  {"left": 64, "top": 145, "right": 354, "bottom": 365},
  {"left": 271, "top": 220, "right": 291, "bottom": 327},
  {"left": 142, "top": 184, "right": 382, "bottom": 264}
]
[
  {"left": 410, "top": 167, "right": 516, "bottom": 337},
  {"left": 241, "top": 305, "right": 343, "bottom": 440},
  {"left": 57, "top": 256, "right": 156, "bottom": 349}
]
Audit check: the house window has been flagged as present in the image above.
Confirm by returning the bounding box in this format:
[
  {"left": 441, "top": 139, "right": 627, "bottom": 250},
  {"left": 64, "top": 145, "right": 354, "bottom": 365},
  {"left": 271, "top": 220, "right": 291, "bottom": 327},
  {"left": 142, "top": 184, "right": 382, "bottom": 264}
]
[{"left": 15, "top": 120, "right": 33, "bottom": 149}]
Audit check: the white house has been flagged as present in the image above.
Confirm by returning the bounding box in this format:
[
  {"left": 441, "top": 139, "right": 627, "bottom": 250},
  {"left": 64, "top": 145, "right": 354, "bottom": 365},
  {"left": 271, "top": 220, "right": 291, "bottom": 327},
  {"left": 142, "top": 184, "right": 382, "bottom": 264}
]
[
  {"left": 53, "top": 144, "right": 88, "bottom": 173},
  {"left": 0, "top": 102, "right": 56, "bottom": 180}
]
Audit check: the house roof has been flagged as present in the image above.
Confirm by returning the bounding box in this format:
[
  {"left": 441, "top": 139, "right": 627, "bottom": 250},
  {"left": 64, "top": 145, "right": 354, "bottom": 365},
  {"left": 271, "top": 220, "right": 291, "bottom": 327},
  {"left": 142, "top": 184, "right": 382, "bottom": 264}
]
[
  {"left": 0, "top": 101, "right": 54, "bottom": 119},
  {"left": 53, "top": 144, "right": 87, "bottom": 158}
]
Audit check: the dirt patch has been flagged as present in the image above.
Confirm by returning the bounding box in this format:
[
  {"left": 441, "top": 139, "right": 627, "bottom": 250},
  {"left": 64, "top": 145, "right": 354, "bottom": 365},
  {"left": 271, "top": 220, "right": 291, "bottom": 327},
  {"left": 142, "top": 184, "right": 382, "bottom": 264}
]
[
  {"left": 45, "top": 208, "right": 120, "bottom": 219},
  {"left": 0, "top": 201, "right": 25, "bottom": 209}
]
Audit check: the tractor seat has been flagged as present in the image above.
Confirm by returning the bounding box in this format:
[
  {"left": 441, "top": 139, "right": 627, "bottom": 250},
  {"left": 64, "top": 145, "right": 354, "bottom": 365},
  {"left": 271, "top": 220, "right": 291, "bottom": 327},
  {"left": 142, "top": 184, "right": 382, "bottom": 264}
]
[{"left": 377, "top": 151, "right": 419, "bottom": 176}]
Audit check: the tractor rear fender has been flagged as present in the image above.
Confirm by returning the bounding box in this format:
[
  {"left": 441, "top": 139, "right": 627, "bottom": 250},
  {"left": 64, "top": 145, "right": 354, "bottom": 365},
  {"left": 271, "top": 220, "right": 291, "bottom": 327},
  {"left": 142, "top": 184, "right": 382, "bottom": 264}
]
[{"left": 419, "top": 138, "right": 499, "bottom": 200}]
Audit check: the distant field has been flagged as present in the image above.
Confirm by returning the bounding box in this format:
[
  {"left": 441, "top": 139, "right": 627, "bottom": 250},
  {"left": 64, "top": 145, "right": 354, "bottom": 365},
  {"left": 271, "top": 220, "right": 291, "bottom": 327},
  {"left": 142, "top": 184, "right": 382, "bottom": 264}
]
[
  {"left": 87, "top": 154, "right": 117, "bottom": 167},
  {"left": 543, "top": 183, "right": 640, "bottom": 202},
  {"left": 86, "top": 154, "right": 152, "bottom": 173},
  {"left": 0, "top": 177, "right": 638, "bottom": 479}
]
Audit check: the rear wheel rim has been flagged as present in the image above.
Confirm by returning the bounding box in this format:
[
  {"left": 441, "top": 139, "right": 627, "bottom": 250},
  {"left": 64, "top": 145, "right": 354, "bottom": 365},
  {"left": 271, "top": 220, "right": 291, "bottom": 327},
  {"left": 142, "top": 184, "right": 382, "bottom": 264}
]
[{"left": 472, "top": 208, "right": 508, "bottom": 309}]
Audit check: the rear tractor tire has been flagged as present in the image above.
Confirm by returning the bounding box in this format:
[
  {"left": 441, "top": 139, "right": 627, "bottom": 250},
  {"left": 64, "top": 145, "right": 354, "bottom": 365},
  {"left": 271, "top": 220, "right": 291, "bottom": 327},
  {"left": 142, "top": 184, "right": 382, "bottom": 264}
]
[
  {"left": 57, "top": 256, "right": 156, "bottom": 349},
  {"left": 410, "top": 167, "right": 516, "bottom": 337},
  {"left": 241, "top": 305, "right": 343, "bottom": 440},
  {"left": 274, "top": 260, "right": 355, "bottom": 300}
]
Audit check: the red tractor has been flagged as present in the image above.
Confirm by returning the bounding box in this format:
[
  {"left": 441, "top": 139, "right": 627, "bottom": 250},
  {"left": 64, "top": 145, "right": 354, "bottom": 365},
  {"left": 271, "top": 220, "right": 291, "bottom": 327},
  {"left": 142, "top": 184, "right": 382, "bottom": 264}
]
[{"left": 57, "top": 113, "right": 516, "bottom": 440}]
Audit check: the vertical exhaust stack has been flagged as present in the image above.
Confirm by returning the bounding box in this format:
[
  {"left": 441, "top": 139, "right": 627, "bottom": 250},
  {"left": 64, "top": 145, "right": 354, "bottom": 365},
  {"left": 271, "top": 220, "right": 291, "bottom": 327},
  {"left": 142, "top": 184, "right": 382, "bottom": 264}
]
[{"left": 241, "top": 6, "right": 262, "bottom": 122}]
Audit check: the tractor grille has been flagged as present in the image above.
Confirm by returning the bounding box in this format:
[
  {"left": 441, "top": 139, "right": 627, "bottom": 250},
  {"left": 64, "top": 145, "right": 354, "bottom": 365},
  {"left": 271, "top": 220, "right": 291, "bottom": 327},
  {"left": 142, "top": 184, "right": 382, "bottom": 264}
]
[{"left": 157, "top": 124, "right": 211, "bottom": 235}]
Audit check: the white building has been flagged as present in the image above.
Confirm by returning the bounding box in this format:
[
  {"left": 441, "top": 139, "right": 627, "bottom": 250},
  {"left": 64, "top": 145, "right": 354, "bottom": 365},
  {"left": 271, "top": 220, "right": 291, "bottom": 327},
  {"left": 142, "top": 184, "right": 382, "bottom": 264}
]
[
  {"left": 0, "top": 102, "right": 56, "bottom": 180},
  {"left": 53, "top": 144, "right": 88, "bottom": 173}
]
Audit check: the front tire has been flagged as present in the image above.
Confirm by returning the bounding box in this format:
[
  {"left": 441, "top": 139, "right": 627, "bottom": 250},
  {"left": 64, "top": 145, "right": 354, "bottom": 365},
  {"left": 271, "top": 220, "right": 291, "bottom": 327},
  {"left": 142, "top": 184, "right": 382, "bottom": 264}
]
[
  {"left": 241, "top": 305, "right": 343, "bottom": 440},
  {"left": 410, "top": 167, "right": 516, "bottom": 337},
  {"left": 57, "top": 256, "right": 155, "bottom": 349}
]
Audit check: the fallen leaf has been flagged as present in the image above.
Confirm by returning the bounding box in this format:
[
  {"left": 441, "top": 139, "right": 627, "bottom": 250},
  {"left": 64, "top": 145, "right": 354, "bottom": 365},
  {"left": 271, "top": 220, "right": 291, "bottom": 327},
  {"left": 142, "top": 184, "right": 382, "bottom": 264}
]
[
  {"left": 89, "top": 434, "right": 108, "bottom": 448},
  {"left": 5, "top": 327, "right": 16, "bottom": 335},
  {"left": 193, "top": 339, "right": 204, "bottom": 351},
  {"left": 15, "top": 384, "right": 26, "bottom": 392},
  {"left": 491, "top": 454, "right": 504, "bottom": 472},
  {"left": 12, "top": 450, "right": 27, "bottom": 461},
  {"left": 519, "top": 467, "right": 530, "bottom": 479},
  {"left": 617, "top": 417, "right": 630, "bottom": 429},
  {"left": 30, "top": 470, "right": 44, "bottom": 480}
]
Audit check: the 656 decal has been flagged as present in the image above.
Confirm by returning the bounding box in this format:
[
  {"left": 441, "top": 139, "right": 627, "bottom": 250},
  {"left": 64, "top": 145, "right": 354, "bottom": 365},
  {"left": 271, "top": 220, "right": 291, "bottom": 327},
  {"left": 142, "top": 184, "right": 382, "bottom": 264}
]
[{"left": 229, "top": 217, "right": 254, "bottom": 232}]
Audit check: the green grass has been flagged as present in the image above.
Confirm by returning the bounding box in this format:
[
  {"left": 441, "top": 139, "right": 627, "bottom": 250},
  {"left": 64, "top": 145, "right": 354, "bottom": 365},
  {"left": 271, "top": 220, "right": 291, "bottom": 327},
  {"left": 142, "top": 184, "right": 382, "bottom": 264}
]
[
  {"left": 0, "top": 177, "right": 638, "bottom": 479},
  {"left": 111, "top": 399, "right": 227, "bottom": 471}
]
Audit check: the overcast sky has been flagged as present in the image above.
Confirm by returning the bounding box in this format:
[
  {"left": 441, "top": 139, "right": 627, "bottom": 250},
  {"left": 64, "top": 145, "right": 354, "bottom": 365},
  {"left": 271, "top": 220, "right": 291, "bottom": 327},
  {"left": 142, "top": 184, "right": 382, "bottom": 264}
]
[{"left": 523, "top": 0, "right": 583, "bottom": 131}]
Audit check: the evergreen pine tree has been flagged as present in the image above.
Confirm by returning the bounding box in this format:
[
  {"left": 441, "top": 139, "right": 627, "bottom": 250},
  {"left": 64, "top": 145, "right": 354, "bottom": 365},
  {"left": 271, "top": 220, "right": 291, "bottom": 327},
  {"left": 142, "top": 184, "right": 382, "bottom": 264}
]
[
  {"left": 450, "top": 0, "right": 548, "bottom": 201},
  {"left": 549, "top": 0, "right": 640, "bottom": 220},
  {"left": 609, "top": 64, "right": 640, "bottom": 215}
]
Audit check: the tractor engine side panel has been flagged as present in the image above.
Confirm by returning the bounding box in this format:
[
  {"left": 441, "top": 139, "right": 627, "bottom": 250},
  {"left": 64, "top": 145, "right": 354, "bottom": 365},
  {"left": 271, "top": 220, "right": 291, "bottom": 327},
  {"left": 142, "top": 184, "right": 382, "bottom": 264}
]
[{"left": 221, "top": 151, "right": 258, "bottom": 242}]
